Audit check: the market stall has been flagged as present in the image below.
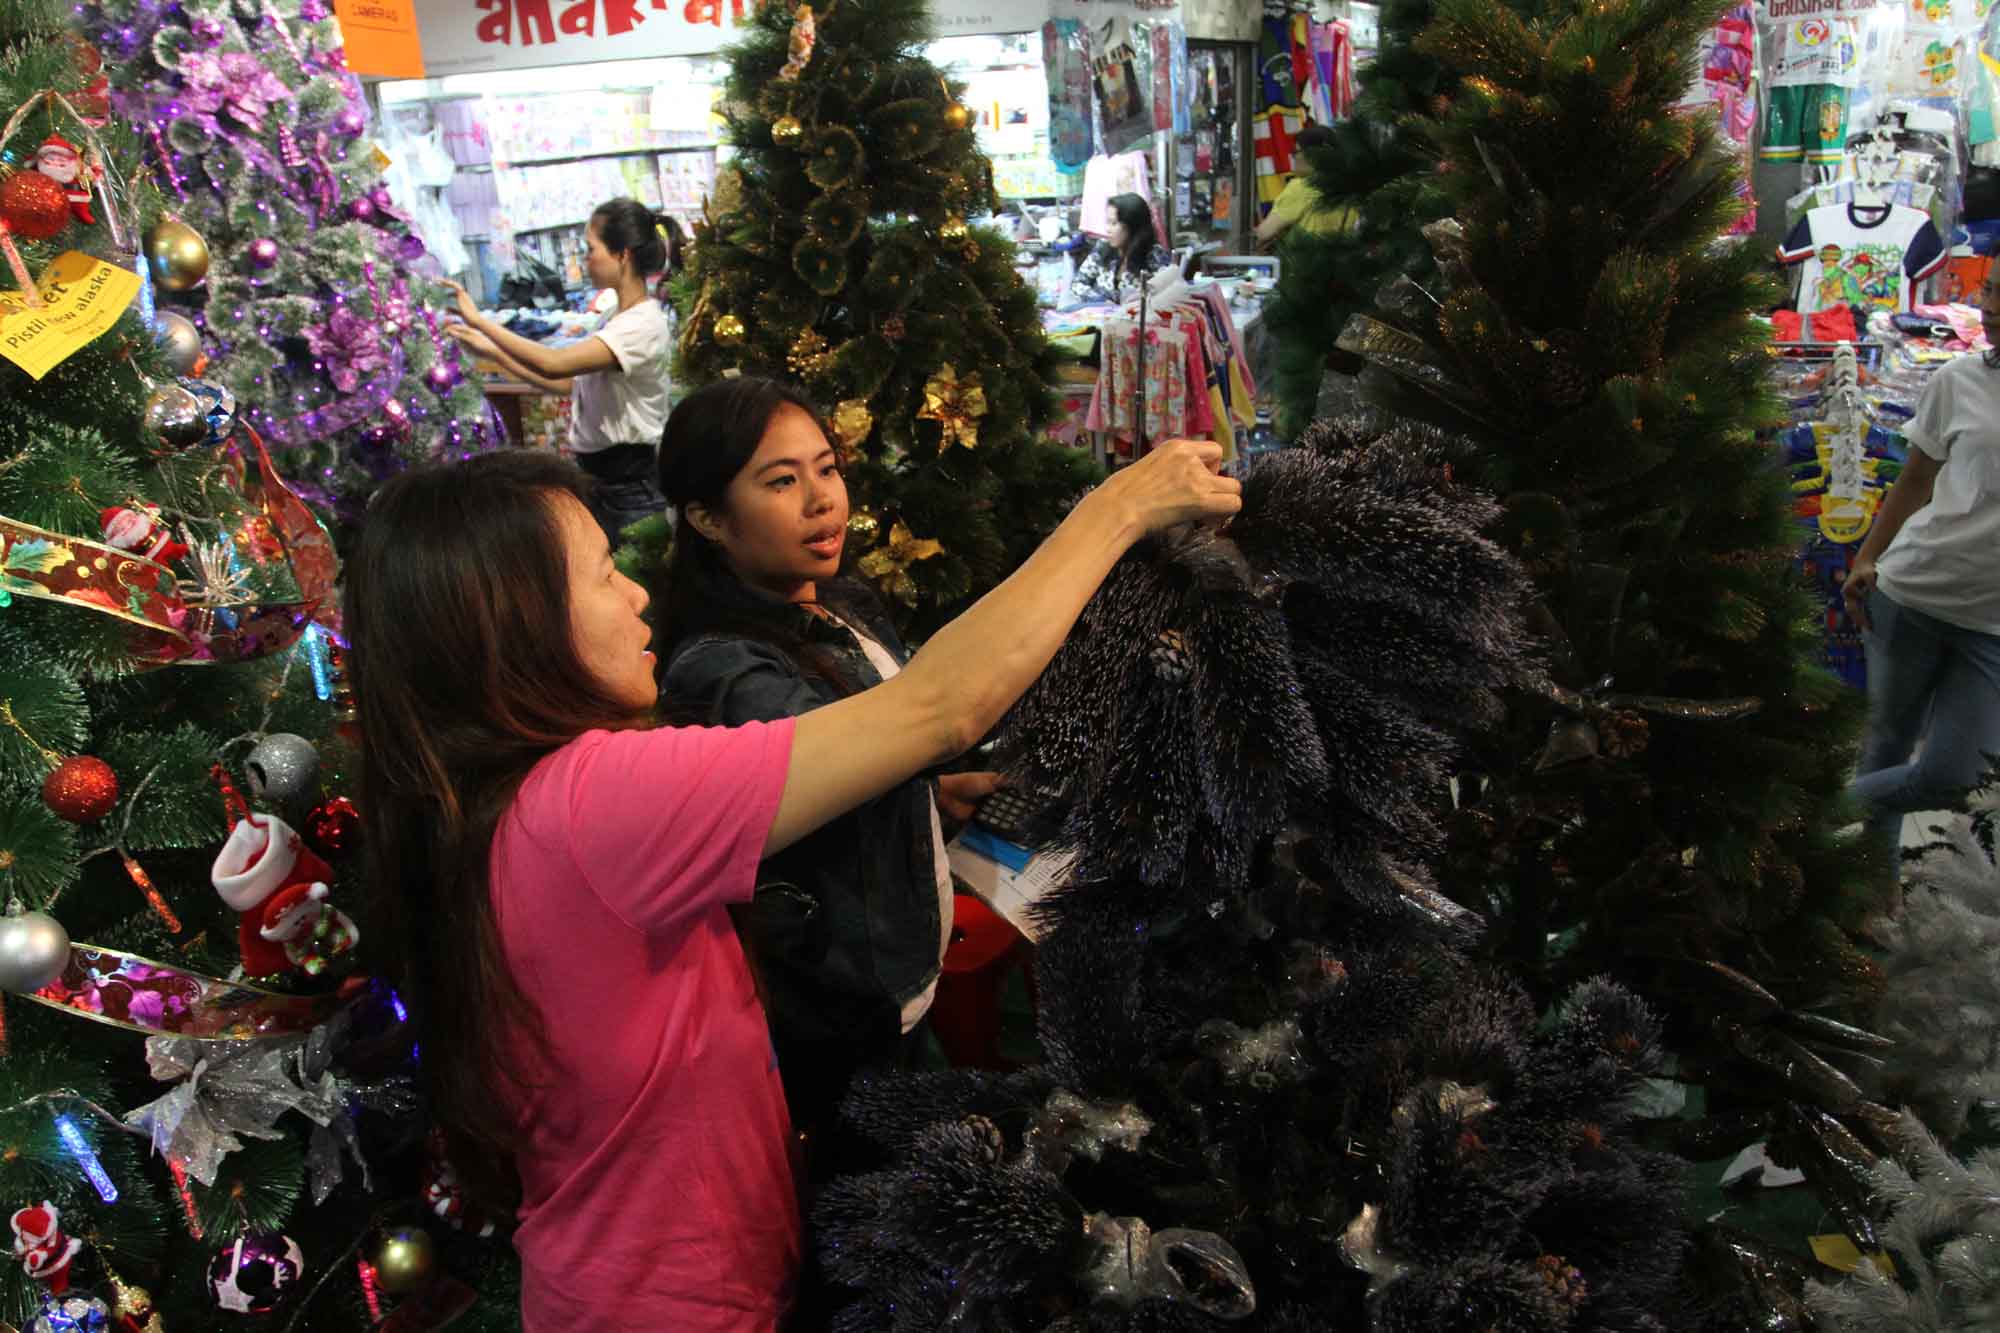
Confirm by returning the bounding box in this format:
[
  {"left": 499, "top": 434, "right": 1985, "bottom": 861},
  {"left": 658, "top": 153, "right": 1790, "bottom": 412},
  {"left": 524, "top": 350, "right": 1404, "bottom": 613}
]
[{"left": 372, "top": 0, "right": 1356, "bottom": 452}]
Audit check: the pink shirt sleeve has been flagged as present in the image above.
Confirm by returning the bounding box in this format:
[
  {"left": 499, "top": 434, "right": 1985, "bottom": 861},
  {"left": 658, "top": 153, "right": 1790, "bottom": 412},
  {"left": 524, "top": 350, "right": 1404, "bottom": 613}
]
[{"left": 550, "top": 720, "right": 795, "bottom": 936}]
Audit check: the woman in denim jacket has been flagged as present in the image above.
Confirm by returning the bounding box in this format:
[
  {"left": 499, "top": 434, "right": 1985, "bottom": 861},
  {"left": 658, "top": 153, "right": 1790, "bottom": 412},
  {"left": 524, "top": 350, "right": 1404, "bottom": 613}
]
[{"left": 656, "top": 377, "right": 1002, "bottom": 1137}]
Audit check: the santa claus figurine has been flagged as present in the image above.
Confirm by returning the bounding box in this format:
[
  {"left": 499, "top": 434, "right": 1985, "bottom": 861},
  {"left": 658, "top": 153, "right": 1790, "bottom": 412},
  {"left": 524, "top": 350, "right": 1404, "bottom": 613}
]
[
  {"left": 11, "top": 1200, "right": 82, "bottom": 1294},
  {"left": 34, "top": 134, "right": 96, "bottom": 226},
  {"left": 211, "top": 811, "right": 359, "bottom": 977},
  {"left": 101, "top": 502, "right": 189, "bottom": 566}
]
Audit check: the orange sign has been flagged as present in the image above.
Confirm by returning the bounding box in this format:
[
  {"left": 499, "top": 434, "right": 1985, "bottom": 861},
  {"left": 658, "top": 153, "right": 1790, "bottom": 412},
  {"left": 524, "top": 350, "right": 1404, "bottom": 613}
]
[{"left": 333, "top": 0, "right": 426, "bottom": 78}]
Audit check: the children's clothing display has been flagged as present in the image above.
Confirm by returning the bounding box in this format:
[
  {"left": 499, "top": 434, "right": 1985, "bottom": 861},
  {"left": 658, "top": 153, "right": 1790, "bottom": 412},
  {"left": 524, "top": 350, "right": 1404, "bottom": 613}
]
[
  {"left": 1083, "top": 284, "right": 1255, "bottom": 458},
  {"left": 1766, "top": 308, "right": 1987, "bottom": 686}
]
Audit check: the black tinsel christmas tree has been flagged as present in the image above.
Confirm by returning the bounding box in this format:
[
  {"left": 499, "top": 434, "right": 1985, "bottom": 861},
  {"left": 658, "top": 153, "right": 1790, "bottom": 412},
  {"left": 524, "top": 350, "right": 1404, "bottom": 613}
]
[{"left": 812, "top": 423, "right": 1696, "bottom": 1330}]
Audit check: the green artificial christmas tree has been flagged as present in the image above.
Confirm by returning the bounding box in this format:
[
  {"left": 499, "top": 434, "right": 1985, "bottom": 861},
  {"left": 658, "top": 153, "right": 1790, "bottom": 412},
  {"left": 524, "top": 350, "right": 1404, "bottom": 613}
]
[
  {"left": 1259, "top": 0, "right": 1457, "bottom": 440},
  {"left": 676, "top": 0, "right": 1100, "bottom": 631},
  {"left": 0, "top": 5, "right": 520, "bottom": 1329},
  {"left": 1335, "top": 0, "right": 1893, "bottom": 1238},
  {"left": 85, "top": 0, "right": 499, "bottom": 530}
]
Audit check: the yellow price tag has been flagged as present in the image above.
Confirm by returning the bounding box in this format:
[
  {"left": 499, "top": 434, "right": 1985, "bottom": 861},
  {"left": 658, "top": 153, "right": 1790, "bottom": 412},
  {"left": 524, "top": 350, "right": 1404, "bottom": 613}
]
[
  {"left": 0, "top": 251, "right": 141, "bottom": 382},
  {"left": 1809, "top": 1233, "right": 1895, "bottom": 1277}
]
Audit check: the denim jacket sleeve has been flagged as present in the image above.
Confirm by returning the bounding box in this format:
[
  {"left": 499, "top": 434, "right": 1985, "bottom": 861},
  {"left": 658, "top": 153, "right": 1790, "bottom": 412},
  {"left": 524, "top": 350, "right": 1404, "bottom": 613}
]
[{"left": 660, "top": 636, "right": 828, "bottom": 726}]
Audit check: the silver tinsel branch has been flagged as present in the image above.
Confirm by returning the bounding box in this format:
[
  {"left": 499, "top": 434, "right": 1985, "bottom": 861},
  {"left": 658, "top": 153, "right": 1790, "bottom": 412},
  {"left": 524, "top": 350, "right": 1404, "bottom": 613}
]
[
  {"left": 1806, "top": 1110, "right": 2000, "bottom": 1331},
  {"left": 1865, "top": 807, "right": 2000, "bottom": 1137}
]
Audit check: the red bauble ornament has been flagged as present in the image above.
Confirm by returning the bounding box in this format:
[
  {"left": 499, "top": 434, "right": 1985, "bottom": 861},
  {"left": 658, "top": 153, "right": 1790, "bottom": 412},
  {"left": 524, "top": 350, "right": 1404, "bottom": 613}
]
[
  {"left": 304, "top": 796, "right": 361, "bottom": 859},
  {"left": 41, "top": 756, "right": 119, "bottom": 824},
  {"left": 0, "top": 170, "right": 72, "bottom": 240}
]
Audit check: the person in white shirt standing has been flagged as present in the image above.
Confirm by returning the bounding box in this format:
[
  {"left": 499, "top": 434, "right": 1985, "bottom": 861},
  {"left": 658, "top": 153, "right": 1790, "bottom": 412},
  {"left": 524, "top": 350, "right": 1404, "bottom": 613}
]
[
  {"left": 444, "top": 197, "right": 678, "bottom": 541},
  {"left": 1841, "top": 265, "right": 2000, "bottom": 870}
]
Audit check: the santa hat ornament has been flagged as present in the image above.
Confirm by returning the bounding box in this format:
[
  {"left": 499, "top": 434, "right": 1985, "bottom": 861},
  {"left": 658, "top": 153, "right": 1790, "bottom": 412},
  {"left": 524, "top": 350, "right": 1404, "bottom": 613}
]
[
  {"left": 11, "top": 1200, "right": 82, "bottom": 1294},
  {"left": 100, "top": 503, "right": 189, "bottom": 566}
]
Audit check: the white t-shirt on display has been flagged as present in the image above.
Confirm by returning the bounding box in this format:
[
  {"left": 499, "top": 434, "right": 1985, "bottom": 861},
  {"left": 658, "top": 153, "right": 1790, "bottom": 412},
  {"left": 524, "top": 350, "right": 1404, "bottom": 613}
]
[
  {"left": 1876, "top": 353, "right": 2000, "bottom": 634},
  {"left": 569, "top": 297, "right": 671, "bottom": 454}
]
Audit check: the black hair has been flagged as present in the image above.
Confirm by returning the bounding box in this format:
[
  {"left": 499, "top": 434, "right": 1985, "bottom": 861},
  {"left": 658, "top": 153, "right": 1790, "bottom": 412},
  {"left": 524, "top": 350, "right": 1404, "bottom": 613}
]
[
  {"left": 1295, "top": 123, "right": 1336, "bottom": 153},
  {"left": 656, "top": 376, "right": 862, "bottom": 692},
  {"left": 590, "top": 197, "right": 677, "bottom": 275},
  {"left": 1107, "top": 192, "right": 1159, "bottom": 262}
]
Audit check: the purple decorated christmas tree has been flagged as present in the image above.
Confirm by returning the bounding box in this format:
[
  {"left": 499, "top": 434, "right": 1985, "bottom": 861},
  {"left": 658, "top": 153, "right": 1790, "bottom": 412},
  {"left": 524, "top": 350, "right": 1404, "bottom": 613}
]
[{"left": 87, "top": 0, "right": 501, "bottom": 525}]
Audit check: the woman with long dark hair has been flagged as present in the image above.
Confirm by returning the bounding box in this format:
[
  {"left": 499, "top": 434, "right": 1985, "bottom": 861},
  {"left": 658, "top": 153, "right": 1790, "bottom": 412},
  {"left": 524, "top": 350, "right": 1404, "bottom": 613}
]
[
  {"left": 1072, "top": 191, "right": 1172, "bottom": 304},
  {"left": 442, "top": 197, "right": 677, "bottom": 539},
  {"left": 347, "top": 440, "right": 1238, "bottom": 1330},
  {"left": 656, "top": 377, "right": 1001, "bottom": 1138}
]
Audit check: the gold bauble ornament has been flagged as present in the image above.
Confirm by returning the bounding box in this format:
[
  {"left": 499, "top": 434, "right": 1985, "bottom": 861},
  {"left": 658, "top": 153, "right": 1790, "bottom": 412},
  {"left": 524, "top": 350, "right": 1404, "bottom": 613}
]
[
  {"left": 943, "top": 101, "right": 973, "bottom": 131},
  {"left": 939, "top": 214, "right": 970, "bottom": 242},
  {"left": 772, "top": 115, "right": 806, "bottom": 146},
  {"left": 713, "top": 313, "right": 747, "bottom": 346},
  {"left": 372, "top": 1225, "right": 438, "bottom": 1296},
  {"left": 847, "top": 508, "right": 881, "bottom": 544},
  {"left": 143, "top": 218, "right": 211, "bottom": 292}
]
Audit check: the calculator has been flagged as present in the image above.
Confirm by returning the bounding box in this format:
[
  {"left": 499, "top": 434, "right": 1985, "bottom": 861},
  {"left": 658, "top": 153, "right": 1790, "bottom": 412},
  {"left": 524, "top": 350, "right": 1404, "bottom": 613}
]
[{"left": 970, "top": 784, "right": 1060, "bottom": 848}]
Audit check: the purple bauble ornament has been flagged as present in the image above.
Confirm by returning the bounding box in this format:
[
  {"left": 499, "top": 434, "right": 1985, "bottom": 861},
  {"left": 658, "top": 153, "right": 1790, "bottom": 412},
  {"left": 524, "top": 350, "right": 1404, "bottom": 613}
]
[
  {"left": 334, "top": 104, "right": 367, "bottom": 138},
  {"left": 207, "top": 1232, "right": 305, "bottom": 1315},
  {"left": 425, "top": 361, "right": 462, "bottom": 395},
  {"left": 300, "top": 0, "right": 328, "bottom": 19},
  {"left": 247, "top": 237, "right": 280, "bottom": 271},
  {"left": 397, "top": 233, "right": 427, "bottom": 263},
  {"left": 370, "top": 185, "right": 394, "bottom": 211},
  {"left": 380, "top": 397, "right": 411, "bottom": 437},
  {"left": 345, "top": 196, "right": 376, "bottom": 223}
]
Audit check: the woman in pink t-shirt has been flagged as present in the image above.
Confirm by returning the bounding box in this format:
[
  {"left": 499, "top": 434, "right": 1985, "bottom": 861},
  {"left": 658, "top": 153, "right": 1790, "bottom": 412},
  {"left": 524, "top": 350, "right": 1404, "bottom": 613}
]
[{"left": 342, "top": 445, "right": 1239, "bottom": 1331}]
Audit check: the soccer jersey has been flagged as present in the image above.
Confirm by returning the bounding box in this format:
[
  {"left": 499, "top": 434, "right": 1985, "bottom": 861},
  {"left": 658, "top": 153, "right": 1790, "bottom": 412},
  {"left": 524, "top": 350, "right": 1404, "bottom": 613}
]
[{"left": 1778, "top": 202, "right": 1947, "bottom": 315}]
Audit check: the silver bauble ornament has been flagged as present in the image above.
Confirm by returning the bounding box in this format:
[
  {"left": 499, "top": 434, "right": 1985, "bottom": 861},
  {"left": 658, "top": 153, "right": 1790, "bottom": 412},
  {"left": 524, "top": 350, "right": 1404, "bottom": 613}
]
[
  {"left": 244, "top": 733, "right": 320, "bottom": 803},
  {"left": 154, "top": 311, "right": 203, "bottom": 375},
  {"left": 30, "top": 1290, "right": 110, "bottom": 1333},
  {"left": 0, "top": 908, "right": 70, "bottom": 994},
  {"left": 144, "top": 217, "right": 211, "bottom": 291},
  {"left": 143, "top": 382, "right": 208, "bottom": 451}
]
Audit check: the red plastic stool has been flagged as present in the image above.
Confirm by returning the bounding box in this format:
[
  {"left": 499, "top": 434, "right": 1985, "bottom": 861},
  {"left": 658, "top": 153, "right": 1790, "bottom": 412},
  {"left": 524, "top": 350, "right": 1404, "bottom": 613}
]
[{"left": 931, "top": 893, "right": 1035, "bottom": 1070}]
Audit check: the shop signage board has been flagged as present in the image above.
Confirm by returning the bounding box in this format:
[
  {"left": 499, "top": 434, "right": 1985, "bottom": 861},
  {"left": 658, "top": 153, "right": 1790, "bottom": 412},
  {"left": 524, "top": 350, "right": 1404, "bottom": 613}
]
[
  {"left": 334, "top": 0, "right": 428, "bottom": 75},
  {"left": 412, "top": 0, "right": 1166, "bottom": 73},
  {"left": 1758, "top": 0, "right": 1879, "bottom": 16}
]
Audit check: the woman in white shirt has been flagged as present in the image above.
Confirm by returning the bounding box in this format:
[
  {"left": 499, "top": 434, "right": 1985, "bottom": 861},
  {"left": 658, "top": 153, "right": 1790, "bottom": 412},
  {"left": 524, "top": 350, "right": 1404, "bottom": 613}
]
[
  {"left": 1841, "top": 266, "right": 2000, "bottom": 870},
  {"left": 445, "top": 197, "right": 678, "bottom": 540}
]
